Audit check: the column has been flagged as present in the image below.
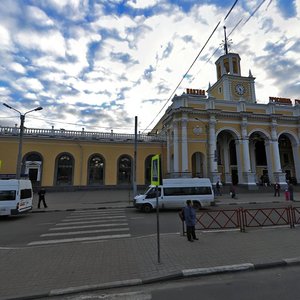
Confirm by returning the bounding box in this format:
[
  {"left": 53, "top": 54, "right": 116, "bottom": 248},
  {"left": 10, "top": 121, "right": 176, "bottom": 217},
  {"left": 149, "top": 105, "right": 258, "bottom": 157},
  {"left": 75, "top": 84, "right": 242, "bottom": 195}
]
[
  {"left": 241, "top": 119, "right": 256, "bottom": 188},
  {"left": 166, "top": 127, "right": 171, "bottom": 174},
  {"left": 208, "top": 116, "right": 220, "bottom": 184},
  {"left": 270, "top": 120, "right": 286, "bottom": 186},
  {"left": 181, "top": 116, "right": 188, "bottom": 175},
  {"left": 173, "top": 121, "right": 179, "bottom": 175}
]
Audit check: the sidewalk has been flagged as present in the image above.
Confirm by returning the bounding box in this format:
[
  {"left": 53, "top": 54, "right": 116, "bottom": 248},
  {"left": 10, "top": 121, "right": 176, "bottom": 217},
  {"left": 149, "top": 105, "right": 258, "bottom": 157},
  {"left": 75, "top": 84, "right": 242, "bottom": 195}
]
[
  {"left": 1, "top": 190, "right": 300, "bottom": 300},
  {"left": 31, "top": 189, "right": 299, "bottom": 213}
]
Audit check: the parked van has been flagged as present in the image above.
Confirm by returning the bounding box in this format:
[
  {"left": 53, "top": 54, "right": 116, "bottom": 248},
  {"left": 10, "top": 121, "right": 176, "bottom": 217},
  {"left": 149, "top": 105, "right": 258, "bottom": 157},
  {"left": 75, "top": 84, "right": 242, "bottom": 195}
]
[
  {"left": 0, "top": 179, "right": 33, "bottom": 216},
  {"left": 134, "top": 178, "right": 214, "bottom": 213}
]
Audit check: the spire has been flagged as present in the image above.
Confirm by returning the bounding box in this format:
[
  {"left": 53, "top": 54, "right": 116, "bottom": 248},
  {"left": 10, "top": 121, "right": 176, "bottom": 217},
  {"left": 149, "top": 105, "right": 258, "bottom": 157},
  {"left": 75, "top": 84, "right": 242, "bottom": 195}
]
[{"left": 223, "top": 26, "right": 229, "bottom": 55}]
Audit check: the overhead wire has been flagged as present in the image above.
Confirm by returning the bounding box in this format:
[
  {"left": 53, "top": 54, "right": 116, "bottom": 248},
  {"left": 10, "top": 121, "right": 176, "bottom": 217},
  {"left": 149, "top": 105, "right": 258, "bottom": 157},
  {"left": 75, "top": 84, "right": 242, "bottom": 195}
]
[{"left": 142, "top": 0, "right": 240, "bottom": 133}]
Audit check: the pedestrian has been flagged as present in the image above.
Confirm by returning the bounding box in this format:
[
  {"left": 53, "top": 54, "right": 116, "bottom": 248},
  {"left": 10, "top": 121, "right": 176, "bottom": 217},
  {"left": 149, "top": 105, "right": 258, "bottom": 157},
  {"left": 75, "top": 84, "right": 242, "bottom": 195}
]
[
  {"left": 230, "top": 184, "right": 236, "bottom": 199},
  {"left": 288, "top": 183, "right": 294, "bottom": 201},
  {"left": 184, "top": 200, "right": 198, "bottom": 242},
  {"left": 284, "top": 187, "right": 290, "bottom": 201},
  {"left": 274, "top": 182, "right": 280, "bottom": 197},
  {"left": 216, "top": 181, "right": 221, "bottom": 196},
  {"left": 38, "top": 188, "right": 47, "bottom": 208}
]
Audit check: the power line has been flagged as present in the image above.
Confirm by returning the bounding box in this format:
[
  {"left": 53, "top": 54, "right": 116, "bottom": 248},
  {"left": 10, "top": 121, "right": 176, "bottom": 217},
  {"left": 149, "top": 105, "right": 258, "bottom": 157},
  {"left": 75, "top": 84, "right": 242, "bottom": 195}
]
[{"left": 142, "top": 0, "right": 240, "bottom": 134}]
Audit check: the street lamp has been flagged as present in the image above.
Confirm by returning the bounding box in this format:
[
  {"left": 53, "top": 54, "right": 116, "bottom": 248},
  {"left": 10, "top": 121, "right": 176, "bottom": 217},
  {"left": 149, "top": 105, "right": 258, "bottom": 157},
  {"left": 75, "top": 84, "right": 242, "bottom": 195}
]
[{"left": 3, "top": 103, "right": 43, "bottom": 179}]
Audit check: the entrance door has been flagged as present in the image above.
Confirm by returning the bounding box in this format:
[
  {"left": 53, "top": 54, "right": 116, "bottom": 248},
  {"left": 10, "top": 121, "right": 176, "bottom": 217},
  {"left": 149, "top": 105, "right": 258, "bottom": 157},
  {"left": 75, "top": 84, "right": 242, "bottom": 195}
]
[
  {"left": 231, "top": 169, "right": 238, "bottom": 185},
  {"left": 28, "top": 168, "right": 38, "bottom": 181}
]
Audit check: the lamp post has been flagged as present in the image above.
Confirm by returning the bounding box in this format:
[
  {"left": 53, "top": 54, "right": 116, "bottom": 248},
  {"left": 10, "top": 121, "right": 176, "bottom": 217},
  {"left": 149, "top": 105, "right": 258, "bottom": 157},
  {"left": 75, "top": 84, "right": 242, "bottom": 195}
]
[{"left": 3, "top": 103, "right": 43, "bottom": 179}]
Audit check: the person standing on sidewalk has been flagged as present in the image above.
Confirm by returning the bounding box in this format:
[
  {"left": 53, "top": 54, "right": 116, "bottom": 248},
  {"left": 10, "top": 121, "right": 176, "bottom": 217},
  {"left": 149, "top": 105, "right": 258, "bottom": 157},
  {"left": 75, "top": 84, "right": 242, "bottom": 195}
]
[
  {"left": 274, "top": 182, "right": 281, "bottom": 197},
  {"left": 184, "top": 200, "right": 198, "bottom": 242},
  {"left": 38, "top": 188, "right": 47, "bottom": 208},
  {"left": 288, "top": 183, "right": 294, "bottom": 201},
  {"left": 216, "top": 181, "right": 221, "bottom": 196},
  {"left": 230, "top": 184, "right": 236, "bottom": 199}
]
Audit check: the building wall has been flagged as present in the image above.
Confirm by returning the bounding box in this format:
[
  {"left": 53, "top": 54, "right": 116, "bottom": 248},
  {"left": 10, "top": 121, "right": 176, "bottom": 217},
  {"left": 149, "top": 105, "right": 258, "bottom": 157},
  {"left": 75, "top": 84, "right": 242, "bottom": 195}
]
[{"left": 0, "top": 136, "right": 165, "bottom": 187}]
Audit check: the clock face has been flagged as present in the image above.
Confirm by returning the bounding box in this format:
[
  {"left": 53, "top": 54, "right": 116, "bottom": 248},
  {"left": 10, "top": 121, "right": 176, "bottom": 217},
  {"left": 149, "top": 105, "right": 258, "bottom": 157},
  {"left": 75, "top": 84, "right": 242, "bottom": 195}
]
[{"left": 235, "top": 84, "right": 246, "bottom": 95}]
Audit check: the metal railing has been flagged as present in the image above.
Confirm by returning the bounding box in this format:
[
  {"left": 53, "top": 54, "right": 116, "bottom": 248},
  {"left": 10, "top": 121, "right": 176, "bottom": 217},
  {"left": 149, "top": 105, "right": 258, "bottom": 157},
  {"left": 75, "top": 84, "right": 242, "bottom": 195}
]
[
  {"left": 0, "top": 126, "right": 167, "bottom": 143},
  {"left": 181, "top": 206, "right": 300, "bottom": 234}
]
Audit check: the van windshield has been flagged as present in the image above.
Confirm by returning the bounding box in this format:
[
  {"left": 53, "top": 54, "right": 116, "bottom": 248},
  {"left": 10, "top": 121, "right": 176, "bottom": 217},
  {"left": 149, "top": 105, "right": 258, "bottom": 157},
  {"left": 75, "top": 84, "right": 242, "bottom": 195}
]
[
  {"left": 0, "top": 190, "right": 16, "bottom": 201},
  {"left": 145, "top": 187, "right": 161, "bottom": 198}
]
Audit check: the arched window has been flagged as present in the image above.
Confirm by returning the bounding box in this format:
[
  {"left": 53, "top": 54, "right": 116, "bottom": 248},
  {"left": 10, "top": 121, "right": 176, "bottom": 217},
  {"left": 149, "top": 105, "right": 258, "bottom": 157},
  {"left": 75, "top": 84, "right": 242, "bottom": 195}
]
[
  {"left": 88, "top": 154, "right": 104, "bottom": 185},
  {"left": 118, "top": 155, "right": 132, "bottom": 184},
  {"left": 145, "top": 155, "right": 154, "bottom": 184},
  {"left": 55, "top": 153, "right": 74, "bottom": 186}
]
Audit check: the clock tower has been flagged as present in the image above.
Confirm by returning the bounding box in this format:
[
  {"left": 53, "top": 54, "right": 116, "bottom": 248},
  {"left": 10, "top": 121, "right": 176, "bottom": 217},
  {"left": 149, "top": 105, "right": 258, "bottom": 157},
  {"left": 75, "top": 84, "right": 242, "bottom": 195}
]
[{"left": 207, "top": 27, "right": 256, "bottom": 103}]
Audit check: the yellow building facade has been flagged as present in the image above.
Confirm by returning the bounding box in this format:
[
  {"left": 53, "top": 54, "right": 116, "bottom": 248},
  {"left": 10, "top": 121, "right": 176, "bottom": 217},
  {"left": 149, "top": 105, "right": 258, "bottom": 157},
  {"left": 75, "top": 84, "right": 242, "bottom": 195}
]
[{"left": 1, "top": 48, "right": 299, "bottom": 190}]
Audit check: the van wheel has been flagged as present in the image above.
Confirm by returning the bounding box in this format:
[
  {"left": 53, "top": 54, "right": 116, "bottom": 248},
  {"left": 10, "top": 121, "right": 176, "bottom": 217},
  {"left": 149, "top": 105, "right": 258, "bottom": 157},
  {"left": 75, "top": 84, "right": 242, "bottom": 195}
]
[
  {"left": 143, "top": 204, "right": 152, "bottom": 213},
  {"left": 193, "top": 201, "right": 201, "bottom": 210}
]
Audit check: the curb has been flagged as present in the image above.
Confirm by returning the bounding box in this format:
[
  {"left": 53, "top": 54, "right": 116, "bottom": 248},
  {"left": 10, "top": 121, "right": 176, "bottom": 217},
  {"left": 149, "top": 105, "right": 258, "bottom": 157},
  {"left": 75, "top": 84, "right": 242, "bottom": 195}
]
[{"left": 6, "top": 257, "right": 300, "bottom": 300}]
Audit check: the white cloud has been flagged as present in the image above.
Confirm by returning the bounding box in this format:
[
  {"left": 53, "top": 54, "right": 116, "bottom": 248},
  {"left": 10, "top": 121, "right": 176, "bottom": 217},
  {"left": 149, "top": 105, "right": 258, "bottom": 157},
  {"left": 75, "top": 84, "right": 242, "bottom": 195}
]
[
  {"left": 14, "top": 77, "right": 44, "bottom": 92},
  {"left": 0, "top": 25, "right": 12, "bottom": 49},
  {"left": 127, "top": 0, "right": 159, "bottom": 9},
  {"left": 15, "top": 29, "right": 66, "bottom": 57},
  {"left": 9, "top": 62, "right": 26, "bottom": 74},
  {"left": 26, "top": 5, "right": 55, "bottom": 27}
]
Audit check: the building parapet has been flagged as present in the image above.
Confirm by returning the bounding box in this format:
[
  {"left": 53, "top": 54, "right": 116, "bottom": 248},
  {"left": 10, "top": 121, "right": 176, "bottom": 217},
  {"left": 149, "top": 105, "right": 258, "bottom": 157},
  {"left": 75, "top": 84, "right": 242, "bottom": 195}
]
[{"left": 0, "top": 126, "right": 167, "bottom": 143}]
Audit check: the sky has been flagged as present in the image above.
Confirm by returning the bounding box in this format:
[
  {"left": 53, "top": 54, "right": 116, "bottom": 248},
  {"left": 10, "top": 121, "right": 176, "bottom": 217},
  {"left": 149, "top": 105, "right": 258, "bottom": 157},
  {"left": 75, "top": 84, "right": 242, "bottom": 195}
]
[{"left": 0, "top": 0, "right": 299, "bottom": 134}]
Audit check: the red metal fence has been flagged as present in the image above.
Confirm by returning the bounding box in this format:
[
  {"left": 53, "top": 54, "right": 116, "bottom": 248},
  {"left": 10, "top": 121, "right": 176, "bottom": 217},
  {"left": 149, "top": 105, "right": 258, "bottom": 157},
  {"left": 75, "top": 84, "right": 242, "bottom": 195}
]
[{"left": 181, "top": 206, "right": 300, "bottom": 234}]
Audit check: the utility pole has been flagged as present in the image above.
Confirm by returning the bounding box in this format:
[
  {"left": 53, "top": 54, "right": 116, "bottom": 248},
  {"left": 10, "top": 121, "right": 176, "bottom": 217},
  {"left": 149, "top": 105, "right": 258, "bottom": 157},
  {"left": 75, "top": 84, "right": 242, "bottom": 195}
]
[
  {"left": 133, "top": 116, "right": 138, "bottom": 197},
  {"left": 3, "top": 103, "right": 43, "bottom": 179}
]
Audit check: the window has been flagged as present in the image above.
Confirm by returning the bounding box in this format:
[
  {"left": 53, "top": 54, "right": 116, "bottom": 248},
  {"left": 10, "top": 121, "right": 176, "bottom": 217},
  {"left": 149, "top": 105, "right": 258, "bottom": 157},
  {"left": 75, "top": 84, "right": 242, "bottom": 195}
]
[
  {"left": 0, "top": 190, "right": 16, "bottom": 201},
  {"left": 146, "top": 187, "right": 161, "bottom": 198},
  {"left": 118, "top": 155, "right": 132, "bottom": 184},
  {"left": 55, "top": 153, "right": 74, "bottom": 186},
  {"left": 21, "top": 189, "right": 32, "bottom": 199},
  {"left": 88, "top": 155, "right": 104, "bottom": 185},
  {"left": 145, "top": 155, "right": 154, "bottom": 184},
  {"left": 164, "top": 186, "right": 212, "bottom": 196}
]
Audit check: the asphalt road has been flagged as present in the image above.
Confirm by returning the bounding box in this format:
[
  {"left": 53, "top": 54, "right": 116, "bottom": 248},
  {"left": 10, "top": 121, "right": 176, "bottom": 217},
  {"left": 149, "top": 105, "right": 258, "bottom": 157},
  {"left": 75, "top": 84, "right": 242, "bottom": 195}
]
[
  {"left": 0, "top": 208, "right": 182, "bottom": 248},
  {"left": 0, "top": 201, "right": 297, "bottom": 248}
]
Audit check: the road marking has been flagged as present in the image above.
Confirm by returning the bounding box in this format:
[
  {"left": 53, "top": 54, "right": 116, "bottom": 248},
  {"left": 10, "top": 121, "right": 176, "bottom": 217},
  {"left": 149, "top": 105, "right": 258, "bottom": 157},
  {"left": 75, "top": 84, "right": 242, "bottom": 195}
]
[
  {"left": 49, "top": 223, "right": 129, "bottom": 231},
  {"left": 71, "top": 209, "right": 125, "bottom": 214},
  {"left": 64, "top": 214, "right": 125, "bottom": 220},
  {"left": 55, "top": 217, "right": 126, "bottom": 226},
  {"left": 27, "top": 234, "right": 131, "bottom": 246},
  {"left": 41, "top": 227, "right": 129, "bottom": 237}
]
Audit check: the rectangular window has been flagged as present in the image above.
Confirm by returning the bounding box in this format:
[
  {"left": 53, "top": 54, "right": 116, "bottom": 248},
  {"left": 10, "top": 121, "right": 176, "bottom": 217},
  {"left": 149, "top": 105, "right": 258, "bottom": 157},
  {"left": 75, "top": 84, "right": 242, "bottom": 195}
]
[
  {"left": 20, "top": 189, "right": 32, "bottom": 199},
  {"left": 0, "top": 190, "right": 16, "bottom": 201},
  {"left": 164, "top": 186, "right": 212, "bottom": 196}
]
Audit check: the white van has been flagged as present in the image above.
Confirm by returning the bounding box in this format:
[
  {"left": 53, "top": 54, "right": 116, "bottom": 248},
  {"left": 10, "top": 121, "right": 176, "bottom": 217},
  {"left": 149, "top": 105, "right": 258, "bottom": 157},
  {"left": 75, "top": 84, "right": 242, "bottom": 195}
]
[
  {"left": 0, "top": 179, "right": 33, "bottom": 216},
  {"left": 134, "top": 178, "right": 214, "bottom": 213}
]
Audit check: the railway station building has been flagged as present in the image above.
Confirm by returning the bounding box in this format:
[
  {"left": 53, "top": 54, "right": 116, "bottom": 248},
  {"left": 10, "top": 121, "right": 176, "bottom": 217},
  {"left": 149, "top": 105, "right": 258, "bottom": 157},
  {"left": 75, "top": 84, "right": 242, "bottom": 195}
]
[{"left": 1, "top": 48, "right": 299, "bottom": 190}]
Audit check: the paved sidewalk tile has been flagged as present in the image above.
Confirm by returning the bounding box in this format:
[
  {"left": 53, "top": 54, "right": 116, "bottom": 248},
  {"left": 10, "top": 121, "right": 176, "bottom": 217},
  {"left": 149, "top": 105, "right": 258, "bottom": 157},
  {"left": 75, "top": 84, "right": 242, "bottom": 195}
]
[{"left": 1, "top": 227, "right": 300, "bottom": 299}]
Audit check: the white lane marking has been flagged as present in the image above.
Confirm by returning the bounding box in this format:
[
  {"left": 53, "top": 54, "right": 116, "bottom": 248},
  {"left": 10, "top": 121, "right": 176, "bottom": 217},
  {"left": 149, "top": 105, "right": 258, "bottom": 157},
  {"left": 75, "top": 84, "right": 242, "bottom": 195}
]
[
  {"left": 55, "top": 217, "right": 126, "bottom": 226},
  {"left": 66, "top": 212, "right": 126, "bottom": 218},
  {"left": 49, "top": 223, "right": 129, "bottom": 231},
  {"left": 27, "top": 234, "right": 131, "bottom": 246},
  {"left": 41, "top": 227, "right": 129, "bottom": 237},
  {"left": 70, "top": 209, "right": 125, "bottom": 214},
  {"left": 62, "top": 215, "right": 126, "bottom": 222}
]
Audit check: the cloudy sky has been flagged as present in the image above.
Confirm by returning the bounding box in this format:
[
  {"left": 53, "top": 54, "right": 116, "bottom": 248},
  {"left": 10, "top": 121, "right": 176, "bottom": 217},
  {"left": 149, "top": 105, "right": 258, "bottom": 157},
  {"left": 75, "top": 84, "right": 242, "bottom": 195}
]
[{"left": 0, "top": 0, "right": 299, "bottom": 134}]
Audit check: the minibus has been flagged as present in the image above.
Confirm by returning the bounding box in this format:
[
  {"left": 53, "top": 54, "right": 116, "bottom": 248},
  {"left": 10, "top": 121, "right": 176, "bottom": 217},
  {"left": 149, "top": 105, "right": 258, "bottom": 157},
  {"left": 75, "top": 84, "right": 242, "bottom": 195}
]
[
  {"left": 0, "top": 179, "right": 33, "bottom": 216},
  {"left": 134, "top": 178, "right": 214, "bottom": 212}
]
